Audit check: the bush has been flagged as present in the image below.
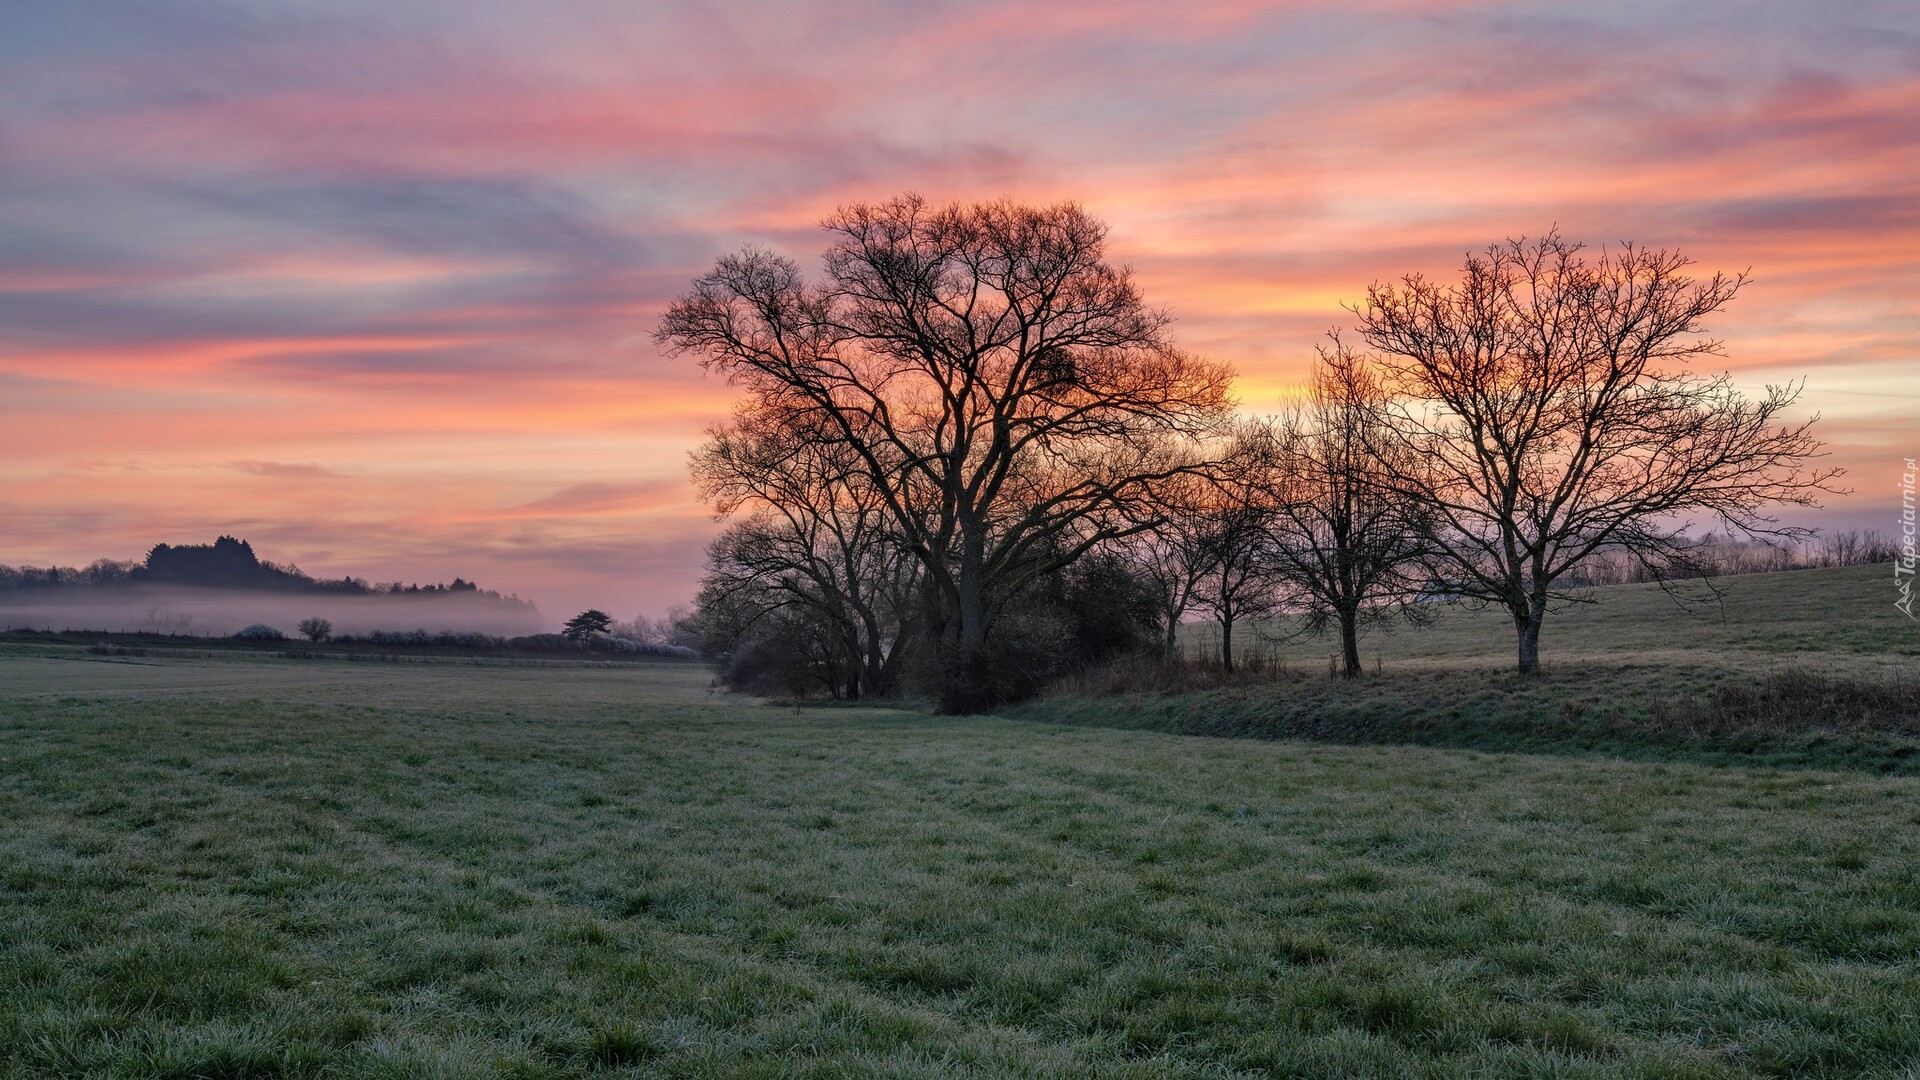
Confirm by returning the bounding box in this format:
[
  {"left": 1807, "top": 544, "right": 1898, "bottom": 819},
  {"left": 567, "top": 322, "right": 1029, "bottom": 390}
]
[
  {"left": 297, "top": 616, "right": 332, "bottom": 642},
  {"left": 233, "top": 623, "right": 286, "bottom": 641},
  {"left": 933, "top": 609, "right": 1076, "bottom": 714},
  {"left": 720, "top": 633, "right": 824, "bottom": 697},
  {"left": 1060, "top": 552, "right": 1165, "bottom": 666}
]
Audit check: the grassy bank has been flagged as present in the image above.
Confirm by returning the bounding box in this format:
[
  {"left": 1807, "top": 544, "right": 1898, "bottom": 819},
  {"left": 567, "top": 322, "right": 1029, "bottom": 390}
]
[
  {"left": 4, "top": 651, "right": 1919, "bottom": 1076},
  {"left": 1011, "top": 563, "right": 1920, "bottom": 774},
  {"left": 1012, "top": 662, "right": 1920, "bottom": 774},
  {"left": 1179, "top": 562, "right": 1916, "bottom": 673}
]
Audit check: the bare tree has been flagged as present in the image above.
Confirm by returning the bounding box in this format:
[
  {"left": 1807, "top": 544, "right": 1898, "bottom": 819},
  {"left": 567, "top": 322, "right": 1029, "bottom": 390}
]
[
  {"left": 1120, "top": 469, "right": 1223, "bottom": 663},
  {"left": 1267, "top": 343, "right": 1431, "bottom": 677},
  {"left": 691, "top": 411, "right": 920, "bottom": 699},
  {"left": 615, "top": 605, "right": 696, "bottom": 648},
  {"left": 1355, "top": 231, "right": 1840, "bottom": 673},
  {"left": 1191, "top": 421, "right": 1287, "bottom": 674},
  {"left": 659, "top": 195, "right": 1234, "bottom": 708}
]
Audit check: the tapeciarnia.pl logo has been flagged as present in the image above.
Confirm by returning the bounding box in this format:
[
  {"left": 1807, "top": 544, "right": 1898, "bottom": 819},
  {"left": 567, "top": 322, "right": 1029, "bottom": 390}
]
[{"left": 1899, "top": 458, "right": 1917, "bottom": 619}]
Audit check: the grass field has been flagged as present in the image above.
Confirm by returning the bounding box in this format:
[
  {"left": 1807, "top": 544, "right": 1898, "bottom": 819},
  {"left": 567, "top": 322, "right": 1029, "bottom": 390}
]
[{"left": 4, "top": 617, "right": 1920, "bottom": 1078}]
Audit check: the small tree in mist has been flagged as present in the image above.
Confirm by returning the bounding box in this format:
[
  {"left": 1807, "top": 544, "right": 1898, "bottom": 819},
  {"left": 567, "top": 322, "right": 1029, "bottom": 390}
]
[
  {"left": 616, "top": 606, "right": 698, "bottom": 648},
  {"left": 297, "top": 616, "right": 332, "bottom": 643},
  {"left": 563, "top": 609, "right": 613, "bottom": 642},
  {"left": 1355, "top": 231, "right": 1841, "bottom": 673}
]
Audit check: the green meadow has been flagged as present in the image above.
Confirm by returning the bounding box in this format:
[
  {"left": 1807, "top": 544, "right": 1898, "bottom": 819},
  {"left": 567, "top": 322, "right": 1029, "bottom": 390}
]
[{"left": 3, "top": 564, "right": 1919, "bottom": 1078}]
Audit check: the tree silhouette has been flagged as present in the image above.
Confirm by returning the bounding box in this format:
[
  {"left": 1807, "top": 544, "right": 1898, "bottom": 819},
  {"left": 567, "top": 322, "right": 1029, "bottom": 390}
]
[
  {"left": 1354, "top": 232, "right": 1840, "bottom": 673},
  {"left": 1190, "top": 421, "right": 1286, "bottom": 674},
  {"left": 659, "top": 194, "right": 1233, "bottom": 710},
  {"left": 562, "top": 609, "right": 613, "bottom": 641},
  {"left": 1267, "top": 343, "right": 1432, "bottom": 677},
  {"left": 692, "top": 409, "right": 920, "bottom": 700}
]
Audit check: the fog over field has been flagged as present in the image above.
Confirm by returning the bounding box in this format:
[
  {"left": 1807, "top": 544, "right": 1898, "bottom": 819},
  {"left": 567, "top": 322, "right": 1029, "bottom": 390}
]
[{"left": 0, "top": 586, "right": 544, "bottom": 638}]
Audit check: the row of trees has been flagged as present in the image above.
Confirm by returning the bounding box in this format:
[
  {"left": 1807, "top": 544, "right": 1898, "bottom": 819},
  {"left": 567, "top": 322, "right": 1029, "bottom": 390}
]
[{"left": 659, "top": 196, "right": 1837, "bottom": 710}]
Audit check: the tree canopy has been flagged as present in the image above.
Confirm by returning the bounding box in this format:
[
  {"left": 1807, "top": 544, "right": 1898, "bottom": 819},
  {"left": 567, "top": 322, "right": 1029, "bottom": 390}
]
[{"left": 660, "top": 194, "right": 1235, "bottom": 709}]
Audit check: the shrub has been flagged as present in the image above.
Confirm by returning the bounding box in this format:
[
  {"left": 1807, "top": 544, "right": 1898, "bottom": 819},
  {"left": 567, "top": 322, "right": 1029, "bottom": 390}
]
[
  {"left": 233, "top": 623, "right": 286, "bottom": 641},
  {"left": 721, "top": 633, "right": 823, "bottom": 697},
  {"left": 297, "top": 616, "right": 332, "bottom": 642},
  {"left": 934, "top": 609, "right": 1074, "bottom": 714}
]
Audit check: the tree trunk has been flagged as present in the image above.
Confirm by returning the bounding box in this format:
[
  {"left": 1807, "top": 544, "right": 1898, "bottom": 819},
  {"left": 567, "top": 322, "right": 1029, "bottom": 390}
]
[
  {"left": 933, "top": 530, "right": 998, "bottom": 713},
  {"left": 1338, "top": 606, "right": 1362, "bottom": 678},
  {"left": 1514, "top": 594, "right": 1547, "bottom": 674},
  {"left": 1220, "top": 614, "right": 1235, "bottom": 674},
  {"left": 842, "top": 631, "right": 863, "bottom": 700},
  {"left": 823, "top": 654, "right": 842, "bottom": 699},
  {"left": 955, "top": 532, "right": 988, "bottom": 649},
  {"left": 864, "top": 639, "right": 886, "bottom": 699}
]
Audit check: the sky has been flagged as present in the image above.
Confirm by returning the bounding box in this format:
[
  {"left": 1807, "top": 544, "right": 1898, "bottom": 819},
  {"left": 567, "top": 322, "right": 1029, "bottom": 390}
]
[{"left": 2, "top": 0, "right": 1916, "bottom": 626}]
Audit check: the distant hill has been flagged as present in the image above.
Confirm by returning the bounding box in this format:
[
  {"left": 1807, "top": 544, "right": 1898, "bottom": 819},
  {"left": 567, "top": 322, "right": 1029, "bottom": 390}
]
[{"left": 0, "top": 536, "right": 532, "bottom": 610}]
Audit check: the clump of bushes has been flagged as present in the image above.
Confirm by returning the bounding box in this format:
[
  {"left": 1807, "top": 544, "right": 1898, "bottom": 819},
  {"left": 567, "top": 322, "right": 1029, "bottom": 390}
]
[
  {"left": 705, "top": 550, "right": 1160, "bottom": 707},
  {"left": 232, "top": 623, "right": 286, "bottom": 641}
]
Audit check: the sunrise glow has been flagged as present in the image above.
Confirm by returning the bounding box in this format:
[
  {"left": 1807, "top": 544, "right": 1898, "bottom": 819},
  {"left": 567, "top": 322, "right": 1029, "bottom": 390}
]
[{"left": 3, "top": 2, "right": 1914, "bottom": 623}]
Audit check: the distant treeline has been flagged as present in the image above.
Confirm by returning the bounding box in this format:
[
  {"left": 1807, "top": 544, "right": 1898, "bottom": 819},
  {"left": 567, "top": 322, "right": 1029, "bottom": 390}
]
[
  {"left": 0, "top": 536, "right": 532, "bottom": 609},
  {"left": 1559, "top": 530, "right": 1902, "bottom": 588}
]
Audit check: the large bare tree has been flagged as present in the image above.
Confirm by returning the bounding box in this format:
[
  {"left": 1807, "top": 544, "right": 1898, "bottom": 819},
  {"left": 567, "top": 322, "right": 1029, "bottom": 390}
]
[
  {"left": 1355, "top": 232, "right": 1839, "bottom": 673},
  {"left": 659, "top": 195, "right": 1234, "bottom": 706}
]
